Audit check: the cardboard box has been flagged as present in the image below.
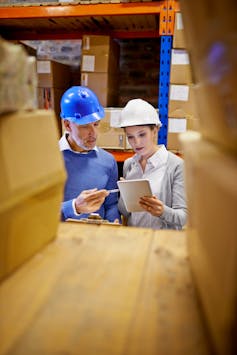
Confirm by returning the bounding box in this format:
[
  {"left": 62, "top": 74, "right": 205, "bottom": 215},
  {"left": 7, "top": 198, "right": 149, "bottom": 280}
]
[
  {"left": 173, "top": 12, "right": 187, "bottom": 49},
  {"left": 178, "top": 0, "right": 237, "bottom": 155},
  {"left": 37, "top": 60, "right": 71, "bottom": 88},
  {"left": 81, "top": 35, "right": 120, "bottom": 73},
  {"left": 168, "top": 84, "right": 199, "bottom": 119},
  {"left": 82, "top": 35, "right": 112, "bottom": 51},
  {"left": 81, "top": 72, "right": 119, "bottom": 107},
  {"left": 97, "top": 108, "right": 126, "bottom": 149},
  {"left": 0, "top": 110, "right": 66, "bottom": 281},
  {"left": 179, "top": 0, "right": 237, "bottom": 82},
  {"left": 37, "top": 87, "right": 65, "bottom": 136},
  {"left": 170, "top": 49, "right": 193, "bottom": 84},
  {"left": 167, "top": 117, "right": 200, "bottom": 151},
  {"left": 194, "top": 75, "right": 237, "bottom": 156},
  {"left": 179, "top": 131, "right": 237, "bottom": 355},
  {"left": 179, "top": 0, "right": 237, "bottom": 53}
]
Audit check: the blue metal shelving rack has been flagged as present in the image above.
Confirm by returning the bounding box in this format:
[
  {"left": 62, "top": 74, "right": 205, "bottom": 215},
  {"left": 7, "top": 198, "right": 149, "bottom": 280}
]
[{"left": 158, "top": 35, "right": 172, "bottom": 146}]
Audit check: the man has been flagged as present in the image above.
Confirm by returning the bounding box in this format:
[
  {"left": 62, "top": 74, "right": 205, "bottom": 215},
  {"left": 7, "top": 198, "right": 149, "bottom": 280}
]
[{"left": 59, "top": 86, "right": 120, "bottom": 223}]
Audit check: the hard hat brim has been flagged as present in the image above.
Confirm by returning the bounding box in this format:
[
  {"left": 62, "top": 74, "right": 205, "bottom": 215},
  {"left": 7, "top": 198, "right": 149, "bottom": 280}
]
[
  {"left": 63, "top": 109, "right": 104, "bottom": 125},
  {"left": 120, "top": 122, "right": 161, "bottom": 128}
]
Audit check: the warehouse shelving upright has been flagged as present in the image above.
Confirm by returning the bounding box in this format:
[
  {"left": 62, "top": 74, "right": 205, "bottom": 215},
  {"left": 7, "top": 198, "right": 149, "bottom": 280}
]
[
  {"left": 157, "top": 0, "right": 176, "bottom": 146},
  {"left": 0, "top": 0, "right": 179, "bottom": 156}
]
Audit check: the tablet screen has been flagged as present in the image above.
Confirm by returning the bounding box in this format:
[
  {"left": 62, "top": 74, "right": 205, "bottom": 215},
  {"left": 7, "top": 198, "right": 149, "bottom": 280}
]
[{"left": 117, "top": 179, "right": 152, "bottom": 212}]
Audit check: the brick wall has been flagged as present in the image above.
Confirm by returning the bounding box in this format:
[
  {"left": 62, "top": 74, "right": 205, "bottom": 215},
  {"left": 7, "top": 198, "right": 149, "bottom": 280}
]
[{"left": 117, "top": 38, "right": 160, "bottom": 108}]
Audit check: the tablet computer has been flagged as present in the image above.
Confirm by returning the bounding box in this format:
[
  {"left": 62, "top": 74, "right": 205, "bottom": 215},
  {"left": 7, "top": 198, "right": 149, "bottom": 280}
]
[{"left": 117, "top": 179, "right": 152, "bottom": 212}]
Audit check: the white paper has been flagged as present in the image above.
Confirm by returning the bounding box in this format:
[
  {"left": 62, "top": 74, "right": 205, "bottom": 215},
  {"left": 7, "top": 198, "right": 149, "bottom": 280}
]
[
  {"left": 176, "top": 13, "right": 183, "bottom": 30},
  {"left": 81, "top": 55, "right": 95, "bottom": 72},
  {"left": 171, "top": 49, "right": 190, "bottom": 65},
  {"left": 168, "top": 118, "right": 187, "bottom": 133},
  {"left": 170, "top": 85, "right": 189, "bottom": 101},
  {"left": 83, "top": 36, "right": 90, "bottom": 50},
  {"left": 81, "top": 73, "right": 88, "bottom": 86},
  {"left": 110, "top": 110, "right": 122, "bottom": 127},
  {"left": 37, "top": 60, "right": 51, "bottom": 74}
]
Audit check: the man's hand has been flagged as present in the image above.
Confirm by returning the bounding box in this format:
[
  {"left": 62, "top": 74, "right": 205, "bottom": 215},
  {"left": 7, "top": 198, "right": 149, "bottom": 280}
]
[{"left": 75, "top": 188, "right": 109, "bottom": 214}]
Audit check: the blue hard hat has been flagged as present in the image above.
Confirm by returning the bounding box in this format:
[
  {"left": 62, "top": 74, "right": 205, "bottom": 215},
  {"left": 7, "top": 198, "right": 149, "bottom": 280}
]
[{"left": 60, "top": 86, "right": 104, "bottom": 125}]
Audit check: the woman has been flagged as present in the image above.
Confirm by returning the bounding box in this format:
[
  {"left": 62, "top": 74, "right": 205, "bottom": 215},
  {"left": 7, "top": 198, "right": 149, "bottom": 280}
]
[{"left": 118, "top": 98, "right": 187, "bottom": 230}]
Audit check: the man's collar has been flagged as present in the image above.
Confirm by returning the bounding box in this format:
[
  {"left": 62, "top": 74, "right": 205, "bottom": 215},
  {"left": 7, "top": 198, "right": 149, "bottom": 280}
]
[{"left": 59, "top": 133, "right": 98, "bottom": 153}]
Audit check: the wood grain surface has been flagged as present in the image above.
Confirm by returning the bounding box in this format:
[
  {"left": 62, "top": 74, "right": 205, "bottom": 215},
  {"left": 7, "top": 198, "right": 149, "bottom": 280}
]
[{"left": 0, "top": 222, "right": 211, "bottom": 355}]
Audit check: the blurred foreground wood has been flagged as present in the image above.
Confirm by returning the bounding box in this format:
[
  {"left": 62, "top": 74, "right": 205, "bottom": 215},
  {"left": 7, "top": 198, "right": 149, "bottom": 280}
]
[{"left": 0, "top": 222, "right": 212, "bottom": 355}]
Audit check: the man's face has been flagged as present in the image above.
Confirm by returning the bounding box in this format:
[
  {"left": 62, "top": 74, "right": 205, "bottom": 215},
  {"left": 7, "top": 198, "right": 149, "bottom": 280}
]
[{"left": 64, "top": 120, "right": 100, "bottom": 151}]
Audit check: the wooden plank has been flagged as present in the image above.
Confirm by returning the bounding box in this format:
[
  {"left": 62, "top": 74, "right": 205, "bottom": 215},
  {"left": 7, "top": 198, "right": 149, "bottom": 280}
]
[
  {"left": 0, "top": 223, "right": 153, "bottom": 354},
  {"left": 0, "top": 223, "right": 211, "bottom": 354},
  {"left": 125, "top": 231, "right": 211, "bottom": 355}
]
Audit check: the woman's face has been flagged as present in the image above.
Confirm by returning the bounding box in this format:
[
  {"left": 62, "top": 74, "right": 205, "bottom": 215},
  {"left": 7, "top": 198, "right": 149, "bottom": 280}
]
[{"left": 125, "top": 125, "right": 158, "bottom": 159}]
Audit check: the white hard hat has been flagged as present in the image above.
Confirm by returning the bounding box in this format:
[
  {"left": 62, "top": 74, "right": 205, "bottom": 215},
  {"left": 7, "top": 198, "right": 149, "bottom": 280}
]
[{"left": 119, "top": 99, "right": 162, "bottom": 128}]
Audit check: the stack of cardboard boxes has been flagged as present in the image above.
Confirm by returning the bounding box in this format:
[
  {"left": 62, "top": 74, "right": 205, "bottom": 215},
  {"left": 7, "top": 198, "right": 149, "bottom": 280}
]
[
  {"left": 96, "top": 108, "right": 127, "bottom": 150},
  {"left": 0, "top": 40, "right": 66, "bottom": 282},
  {"left": 80, "top": 35, "right": 129, "bottom": 150},
  {"left": 179, "top": 1, "right": 237, "bottom": 354},
  {"left": 37, "top": 59, "right": 71, "bottom": 136},
  {"left": 168, "top": 12, "right": 200, "bottom": 152},
  {"left": 81, "top": 35, "right": 120, "bottom": 107}
]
